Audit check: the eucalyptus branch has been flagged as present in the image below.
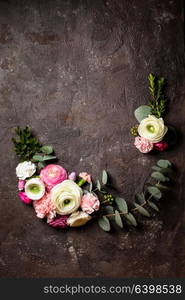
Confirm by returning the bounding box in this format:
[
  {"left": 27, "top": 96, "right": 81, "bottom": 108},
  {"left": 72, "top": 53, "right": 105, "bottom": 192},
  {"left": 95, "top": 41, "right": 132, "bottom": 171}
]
[
  {"left": 104, "top": 195, "right": 153, "bottom": 218},
  {"left": 98, "top": 160, "right": 173, "bottom": 231}
]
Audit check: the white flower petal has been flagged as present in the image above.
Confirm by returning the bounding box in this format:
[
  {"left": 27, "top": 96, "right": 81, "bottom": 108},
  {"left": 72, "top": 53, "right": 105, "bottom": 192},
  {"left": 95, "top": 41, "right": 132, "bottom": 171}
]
[
  {"left": 25, "top": 178, "right": 45, "bottom": 200},
  {"left": 67, "top": 211, "right": 92, "bottom": 227},
  {"left": 138, "top": 115, "right": 167, "bottom": 143},
  {"left": 51, "top": 180, "right": 82, "bottom": 215},
  {"left": 16, "top": 161, "right": 36, "bottom": 180}
]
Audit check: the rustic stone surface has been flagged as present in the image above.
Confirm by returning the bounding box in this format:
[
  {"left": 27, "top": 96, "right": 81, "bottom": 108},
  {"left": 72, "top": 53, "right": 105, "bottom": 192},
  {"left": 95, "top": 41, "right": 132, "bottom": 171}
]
[{"left": 0, "top": 0, "right": 184, "bottom": 278}]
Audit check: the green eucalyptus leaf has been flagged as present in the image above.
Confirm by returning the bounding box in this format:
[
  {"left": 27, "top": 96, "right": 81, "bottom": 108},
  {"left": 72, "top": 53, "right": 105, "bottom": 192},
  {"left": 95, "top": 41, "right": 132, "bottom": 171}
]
[
  {"left": 42, "top": 155, "right": 56, "bottom": 161},
  {"left": 148, "top": 200, "right": 159, "bottom": 212},
  {"left": 38, "top": 162, "right": 45, "bottom": 170},
  {"left": 41, "top": 145, "right": 53, "bottom": 154},
  {"left": 97, "top": 180, "right": 101, "bottom": 191},
  {"left": 135, "top": 193, "right": 145, "bottom": 204},
  {"left": 148, "top": 186, "right": 162, "bottom": 199},
  {"left": 103, "top": 205, "right": 114, "bottom": 214},
  {"left": 160, "top": 168, "right": 173, "bottom": 176},
  {"left": 125, "top": 213, "right": 137, "bottom": 227},
  {"left": 98, "top": 216, "right": 111, "bottom": 232},
  {"left": 155, "top": 183, "right": 171, "bottom": 191},
  {"left": 103, "top": 206, "right": 114, "bottom": 220},
  {"left": 134, "top": 105, "right": 152, "bottom": 122},
  {"left": 152, "top": 166, "right": 162, "bottom": 172},
  {"left": 151, "top": 172, "right": 169, "bottom": 182},
  {"left": 152, "top": 166, "right": 172, "bottom": 176},
  {"left": 102, "top": 170, "right": 108, "bottom": 185},
  {"left": 134, "top": 203, "right": 150, "bottom": 217},
  {"left": 115, "top": 197, "right": 128, "bottom": 213},
  {"left": 89, "top": 181, "right": 93, "bottom": 192},
  {"left": 157, "top": 159, "right": 172, "bottom": 168},
  {"left": 115, "top": 210, "right": 123, "bottom": 228},
  {"left": 32, "top": 155, "right": 44, "bottom": 162}
]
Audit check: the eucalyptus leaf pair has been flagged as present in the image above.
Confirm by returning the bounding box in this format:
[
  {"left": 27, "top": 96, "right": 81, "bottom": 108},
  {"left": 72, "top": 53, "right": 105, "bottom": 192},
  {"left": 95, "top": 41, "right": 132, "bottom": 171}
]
[
  {"left": 95, "top": 170, "right": 108, "bottom": 192},
  {"left": 32, "top": 145, "right": 56, "bottom": 166}
]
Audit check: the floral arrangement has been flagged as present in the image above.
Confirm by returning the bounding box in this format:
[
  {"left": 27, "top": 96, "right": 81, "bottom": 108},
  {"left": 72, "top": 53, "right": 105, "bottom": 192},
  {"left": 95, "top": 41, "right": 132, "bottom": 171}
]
[
  {"left": 13, "top": 127, "right": 175, "bottom": 232},
  {"left": 131, "top": 74, "right": 177, "bottom": 153}
]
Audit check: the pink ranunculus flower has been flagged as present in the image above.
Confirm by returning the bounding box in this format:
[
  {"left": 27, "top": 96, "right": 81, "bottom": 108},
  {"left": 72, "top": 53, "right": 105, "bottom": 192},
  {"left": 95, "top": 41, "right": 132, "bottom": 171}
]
[
  {"left": 33, "top": 192, "right": 56, "bottom": 222},
  {"left": 18, "top": 180, "right": 25, "bottom": 191},
  {"left": 18, "top": 192, "right": 32, "bottom": 204},
  {"left": 79, "top": 172, "right": 92, "bottom": 183},
  {"left": 134, "top": 136, "right": 154, "bottom": 153},
  {"left": 49, "top": 215, "right": 68, "bottom": 228},
  {"left": 80, "top": 192, "right": 100, "bottom": 214},
  {"left": 153, "top": 141, "right": 169, "bottom": 151},
  {"left": 40, "top": 164, "right": 68, "bottom": 190}
]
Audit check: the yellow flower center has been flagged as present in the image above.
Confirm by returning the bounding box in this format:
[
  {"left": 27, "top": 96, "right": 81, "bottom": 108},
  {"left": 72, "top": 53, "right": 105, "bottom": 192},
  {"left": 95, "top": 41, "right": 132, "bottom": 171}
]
[
  {"left": 64, "top": 199, "right": 70, "bottom": 205},
  {"left": 146, "top": 124, "right": 155, "bottom": 133}
]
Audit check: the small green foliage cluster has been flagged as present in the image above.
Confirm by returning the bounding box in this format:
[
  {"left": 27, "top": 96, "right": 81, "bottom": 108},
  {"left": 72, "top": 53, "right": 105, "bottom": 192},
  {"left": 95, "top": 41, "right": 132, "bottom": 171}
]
[
  {"left": 148, "top": 73, "right": 167, "bottom": 118},
  {"left": 12, "top": 127, "right": 41, "bottom": 161},
  {"left": 12, "top": 127, "right": 56, "bottom": 167},
  {"left": 97, "top": 160, "right": 173, "bottom": 232}
]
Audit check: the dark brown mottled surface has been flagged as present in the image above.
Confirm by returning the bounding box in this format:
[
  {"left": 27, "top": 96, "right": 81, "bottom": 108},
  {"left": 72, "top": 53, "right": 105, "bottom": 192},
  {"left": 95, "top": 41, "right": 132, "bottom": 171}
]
[{"left": 0, "top": 0, "right": 184, "bottom": 278}]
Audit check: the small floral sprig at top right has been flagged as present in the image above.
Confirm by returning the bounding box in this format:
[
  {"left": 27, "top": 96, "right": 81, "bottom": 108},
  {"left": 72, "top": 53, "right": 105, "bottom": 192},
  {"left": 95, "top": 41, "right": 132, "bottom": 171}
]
[{"left": 131, "top": 73, "right": 177, "bottom": 153}]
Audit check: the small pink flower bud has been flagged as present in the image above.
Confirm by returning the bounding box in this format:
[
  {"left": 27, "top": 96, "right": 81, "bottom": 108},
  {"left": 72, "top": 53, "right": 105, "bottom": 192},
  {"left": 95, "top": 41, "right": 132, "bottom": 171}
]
[
  {"left": 18, "top": 180, "right": 25, "bottom": 191},
  {"left": 153, "top": 141, "right": 169, "bottom": 151},
  {"left": 18, "top": 192, "right": 32, "bottom": 205},
  {"left": 49, "top": 216, "right": 68, "bottom": 229},
  {"left": 68, "top": 172, "right": 76, "bottom": 181}
]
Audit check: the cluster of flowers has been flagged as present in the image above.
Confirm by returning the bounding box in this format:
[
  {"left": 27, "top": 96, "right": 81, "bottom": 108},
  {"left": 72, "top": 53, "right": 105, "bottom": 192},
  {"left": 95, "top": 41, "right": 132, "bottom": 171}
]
[
  {"left": 16, "top": 162, "right": 100, "bottom": 228},
  {"left": 133, "top": 115, "right": 169, "bottom": 153}
]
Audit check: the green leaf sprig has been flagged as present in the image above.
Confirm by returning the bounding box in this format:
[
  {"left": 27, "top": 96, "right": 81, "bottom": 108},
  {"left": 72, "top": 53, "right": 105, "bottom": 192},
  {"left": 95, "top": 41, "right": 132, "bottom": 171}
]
[
  {"left": 12, "top": 127, "right": 41, "bottom": 161},
  {"left": 148, "top": 73, "right": 167, "bottom": 118},
  {"left": 12, "top": 127, "right": 56, "bottom": 167},
  {"left": 98, "top": 160, "right": 174, "bottom": 232}
]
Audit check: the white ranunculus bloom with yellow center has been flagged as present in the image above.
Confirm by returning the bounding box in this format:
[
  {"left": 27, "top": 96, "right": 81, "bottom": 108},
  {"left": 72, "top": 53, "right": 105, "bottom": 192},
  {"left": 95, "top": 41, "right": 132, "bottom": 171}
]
[
  {"left": 67, "top": 211, "right": 92, "bottom": 227},
  {"left": 51, "top": 180, "right": 82, "bottom": 215},
  {"left": 25, "top": 178, "right": 45, "bottom": 200},
  {"left": 138, "top": 115, "right": 168, "bottom": 143}
]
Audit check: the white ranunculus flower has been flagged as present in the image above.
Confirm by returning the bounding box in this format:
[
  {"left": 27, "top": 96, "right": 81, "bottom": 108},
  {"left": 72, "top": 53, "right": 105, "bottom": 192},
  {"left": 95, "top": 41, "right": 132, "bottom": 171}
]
[
  {"left": 138, "top": 115, "right": 168, "bottom": 143},
  {"left": 67, "top": 211, "right": 92, "bottom": 227},
  {"left": 25, "top": 178, "right": 45, "bottom": 200},
  {"left": 51, "top": 180, "right": 82, "bottom": 215},
  {"left": 16, "top": 161, "right": 36, "bottom": 180}
]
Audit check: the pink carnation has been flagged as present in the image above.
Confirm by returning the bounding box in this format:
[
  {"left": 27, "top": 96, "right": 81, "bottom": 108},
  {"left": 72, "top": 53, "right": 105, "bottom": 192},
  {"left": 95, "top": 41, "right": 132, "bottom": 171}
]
[
  {"left": 33, "top": 192, "right": 56, "bottom": 222},
  {"left": 80, "top": 193, "right": 100, "bottom": 214},
  {"left": 40, "top": 164, "right": 67, "bottom": 190},
  {"left": 134, "top": 137, "right": 154, "bottom": 153},
  {"left": 153, "top": 141, "right": 169, "bottom": 151},
  {"left": 49, "top": 215, "right": 68, "bottom": 229},
  {"left": 18, "top": 192, "right": 32, "bottom": 204},
  {"left": 18, "top": 180, "right": 25, "bottom": 191},
  {"left": 79, "top": 172, "right": 91, "bottom": 183}
]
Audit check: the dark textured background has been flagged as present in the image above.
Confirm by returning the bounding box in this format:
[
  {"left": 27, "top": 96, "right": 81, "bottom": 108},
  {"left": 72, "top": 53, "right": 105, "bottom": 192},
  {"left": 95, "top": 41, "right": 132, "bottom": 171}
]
[{"left": 0, "top": 0, "right": 184, "bottom": 278}]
